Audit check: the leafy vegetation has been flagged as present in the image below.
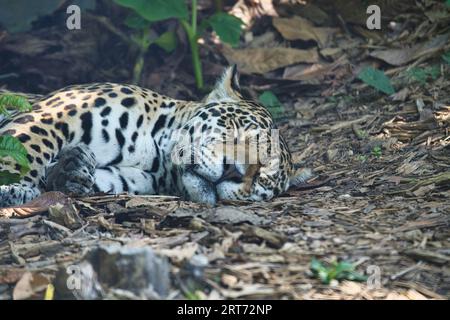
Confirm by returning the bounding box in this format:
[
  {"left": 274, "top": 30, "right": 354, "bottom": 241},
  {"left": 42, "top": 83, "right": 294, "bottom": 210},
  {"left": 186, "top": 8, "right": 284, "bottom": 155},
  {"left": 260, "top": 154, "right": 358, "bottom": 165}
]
[
  {"left": 122, "top": 13, "right": 178, "bottom": 83},
  {"left": 310, "top": 259, "right": 367, "bottom": 284},
  {"left": 0, "top": 94, "right": 32, "bottom": 115},
  {"left": 114, "top": 0, "right": 243, "bottom": 89},
  {"left": 372, "top": 146, "right": 382, "bottom": 158},
  {"left": 258, "top": 91, "right": 285, "bottom": 120},
  {"left": 0, "top": 94, "right": 32, "bottom": 185},
  {"left": 357, "top": 67, "right": 395, "bottom": 95},
  {"left": 406, "top": 66, "right": 440, "bottom": 85}
]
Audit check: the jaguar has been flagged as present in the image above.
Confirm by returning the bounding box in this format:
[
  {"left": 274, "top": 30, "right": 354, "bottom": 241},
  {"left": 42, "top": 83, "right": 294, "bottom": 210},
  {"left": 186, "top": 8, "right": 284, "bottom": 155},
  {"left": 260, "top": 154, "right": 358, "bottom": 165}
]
[{"left": 0, "top": 66, "right": 310, "bottom": 207}]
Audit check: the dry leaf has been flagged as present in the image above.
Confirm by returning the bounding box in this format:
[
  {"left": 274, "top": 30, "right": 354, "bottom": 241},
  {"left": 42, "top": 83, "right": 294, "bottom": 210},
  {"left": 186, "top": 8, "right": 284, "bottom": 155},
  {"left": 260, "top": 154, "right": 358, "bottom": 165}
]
[
  {"left": 272, "top": 16, "right": 338, "bottom": 47},
  {"left": 223, "top": 46, "right": 319, "bottom": 74},
  {"left": 370, "top": 34, "right": 449, "bottom": 66},
  {"left": 13, "top": 272, "right": 49, "bottom": 300},
  {"left": 0, "top": 191, "right": 70, "bottom": 218}
]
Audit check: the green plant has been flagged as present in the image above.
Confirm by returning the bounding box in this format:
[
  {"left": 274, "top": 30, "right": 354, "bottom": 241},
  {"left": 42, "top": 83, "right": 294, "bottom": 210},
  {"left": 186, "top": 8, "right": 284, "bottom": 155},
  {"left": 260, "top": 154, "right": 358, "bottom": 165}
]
[
  {"left": 123, "top": 13, "right": 177, "bottom": 83},
  {"left": 372, "top": 146, "right": 382, "bottom": 158},
  {"left": 0, "top": 94, "right": 32, "bottom": 115},
  {"left": 407, "top": 66, "right": 440, "bottom": 85},
  {"left": 310, "top": 259, "right": 367, "bottom": 284},
  {"left": 258, "top": 91, "right": 285, "bottom": 120},
  {"left": 185, "top": 290, "right": 202, "bottom": 300},
  {"left": 358, "top": 67, "right": 395, "bottom": 95},
  {"left": 0, "top": 94, "right": 32, "bottom": 185},
  {"left": 357, "top": 154, "right": 367, "bottom": 162},
  {"left": 114, "top": 0, "right": 243, "bottom": 89}
]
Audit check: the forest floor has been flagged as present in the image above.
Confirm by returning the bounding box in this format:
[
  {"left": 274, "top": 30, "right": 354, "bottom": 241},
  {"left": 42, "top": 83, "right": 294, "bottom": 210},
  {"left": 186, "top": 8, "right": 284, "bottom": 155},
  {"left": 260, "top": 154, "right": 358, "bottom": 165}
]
[{"left": 0, "top": 0, "right": 449, "bottom": 299}]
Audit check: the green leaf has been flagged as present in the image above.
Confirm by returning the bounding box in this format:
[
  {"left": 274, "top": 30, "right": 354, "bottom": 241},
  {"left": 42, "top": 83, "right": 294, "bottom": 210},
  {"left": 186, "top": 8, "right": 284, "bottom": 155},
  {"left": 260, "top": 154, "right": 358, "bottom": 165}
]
[
  {"left": 258, "top": 91, "right": 284, "bottom": 120},
  {"left": 407, "top": 66, "right": 440, "bottom": 85},
  {"left": 206, "top": 13, "right": 243, "bottom": 47},
  {"left": 446, "top": 0, "right": 450, "bottom": 7},
  {"left": 0, "top": 170, "right": 22, "bottom": 185},
  {"left": 124, "top": 13, "right": 151, "bottom": 30},
  {"left": 154, "top": 31, "right": 177, "bottom": 53},
  {"left": 113, "top": 0, "right": 188, "bottom": 22},
  {"left": 310, "top": 259, "right": 367, "bottom": 285},
  {"left": 357, "top": 67, "right": 395, "bottom": 95},
  {"left": 0, "top": 135, "right": 31, "bottom": 185},
  {"left": 0, "top": 94, "right": 32, "bottom": 116}
]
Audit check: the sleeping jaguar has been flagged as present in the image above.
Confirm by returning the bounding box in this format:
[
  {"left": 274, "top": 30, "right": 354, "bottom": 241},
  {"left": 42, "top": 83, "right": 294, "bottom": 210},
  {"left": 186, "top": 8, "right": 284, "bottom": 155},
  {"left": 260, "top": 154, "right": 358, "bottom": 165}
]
[{"left": 0, "top": 66, "right": 309, "bottom": 207}]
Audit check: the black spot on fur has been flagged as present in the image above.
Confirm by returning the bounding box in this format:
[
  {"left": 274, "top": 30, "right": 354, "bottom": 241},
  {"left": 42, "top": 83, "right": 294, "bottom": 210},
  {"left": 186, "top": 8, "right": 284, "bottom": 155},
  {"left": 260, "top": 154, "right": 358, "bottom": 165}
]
[
  {"left": 102, "top": 119, "right": 108, "bottom": 126},
  {"left": 210, "top": 109, "right": 221, "bottom": 117},
  {"left": 30, "top": 144, "right": 41, "bottom": 152},
  {"left": 102, "top": 129, "right": 109, "bottom": 142},
  {"left": 57, "top": 112, "right": 63, "bottom": 118},
  {"left": 151, "top": 114, "right": 166, "bottom": 137},
  {"left": 167, "top": 116, "right": 175, "bottom": 128},
  {"left": 119, "top": 112, "right": 129, "bottom": 129},
  {"left": 36, "top": 157, "right": 43, "bottom": 165},
  {"left": 30, "top": 170, "right": 38, "bottom": 177},
  {"left": 108, "top": 92, "right": 118, "bottom": 98},
  {"left": 107, "top": 153, "right": 123, "bottom": 166},
  {"left": 150, "top": 157, "right": 159, "bottom": 172},
  {"left": 131, "top": 132, "right": 138, "bottom": 142},
  {"left": 26, "top": 154, "right": 34, "bottom": 163},
  {"left": 40, "top": 117, "right": 53, "bottom": 125},
  {"left": 120, "top": 87, "right": 133, "bottom": 94},
  {"left": 64, "top": 104, "right": 76, "bottom": 111},
  {"left": 30, "top": 126, "right": 48, "bottom": 136},
  {"left": 80, "top": 112, "right": 93, "bottom": 145},
  {"left": 100, "top": 107, "right": 111, "bottom": 117},
  {"left": 68, "top": 109, "right": 77, "bottom": 117},
  {"left": 43, "top": 152, "right": 51, "bottom": 160},
  {"left": 42, "top": 139, "right": 54, "bottom": 150},
  {"left": 17, "top": 133, "right": 31, "bottom": 143},
  {"left": 119, "top": 176, "right": 129, "bottom": 192},
  {"left": 14, "top": 115, "right": 34, "bottom": 124},
  {"left": 56, "top": 136, "right": 63, "bottom": 150},
  {"left": 94, "top": 97, "right": 106, "bottom": 107},
  {"left": 45, "top": 97, "right": 61, "bottom": 106},
  {"left": 55, "top": 122, "right": 70, "bottom": 140},
  {"left": 128, "top": 145, "right": 135, "bottom": 153},
  {"left": 115, "top": 129, "right": 125, "bottom": 148},
  {"left": 144, "top": 103, "right": 150, "bottom": 113},
  {"left": 161, "top": 101, "right": 175, "bottom": 108},
  {"left": 121, "top": 97, "right": 136, "bottom": 108},
  {"left": 136, "top": 115, "right": 144, "bottom": 128}
]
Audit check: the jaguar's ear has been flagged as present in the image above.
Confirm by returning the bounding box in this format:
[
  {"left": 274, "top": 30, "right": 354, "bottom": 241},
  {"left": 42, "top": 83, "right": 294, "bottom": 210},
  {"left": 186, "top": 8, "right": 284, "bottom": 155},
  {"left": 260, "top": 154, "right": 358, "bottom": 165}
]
[{"left": 204, "top": 65, "right": 243, "bottom": 103}]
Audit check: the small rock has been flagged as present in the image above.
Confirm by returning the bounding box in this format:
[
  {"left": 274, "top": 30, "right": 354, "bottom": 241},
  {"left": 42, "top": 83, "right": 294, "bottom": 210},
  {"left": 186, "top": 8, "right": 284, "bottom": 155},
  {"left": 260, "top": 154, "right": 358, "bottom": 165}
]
[{"left": 54, "top": 245, "right": 170, "bottom": 299}]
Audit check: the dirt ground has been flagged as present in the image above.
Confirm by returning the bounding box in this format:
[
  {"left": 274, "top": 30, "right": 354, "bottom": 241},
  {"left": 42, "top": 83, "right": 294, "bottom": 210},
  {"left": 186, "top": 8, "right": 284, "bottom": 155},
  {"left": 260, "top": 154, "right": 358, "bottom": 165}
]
[{"left": 0, "top": 0, "right": 449, "bottom": 299}]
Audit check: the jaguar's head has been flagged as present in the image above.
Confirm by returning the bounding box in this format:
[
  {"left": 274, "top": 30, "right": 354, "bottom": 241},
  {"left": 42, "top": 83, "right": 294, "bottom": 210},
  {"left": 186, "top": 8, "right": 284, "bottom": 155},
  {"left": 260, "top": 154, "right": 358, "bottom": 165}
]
[{"left": 171, "top": 66, "right": 310, "bottom": 204}]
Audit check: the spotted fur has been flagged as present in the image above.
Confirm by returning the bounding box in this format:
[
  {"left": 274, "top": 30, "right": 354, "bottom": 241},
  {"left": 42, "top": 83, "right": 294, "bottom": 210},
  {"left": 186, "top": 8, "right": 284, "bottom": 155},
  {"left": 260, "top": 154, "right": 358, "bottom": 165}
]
[{"left": 0, "top": 66, "right": 307, "bottom": 207}]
